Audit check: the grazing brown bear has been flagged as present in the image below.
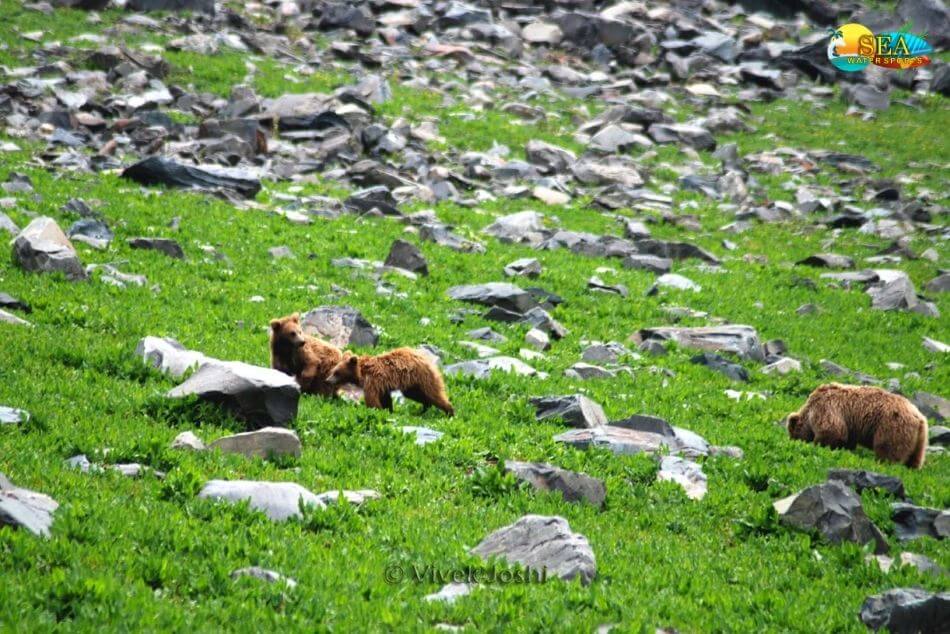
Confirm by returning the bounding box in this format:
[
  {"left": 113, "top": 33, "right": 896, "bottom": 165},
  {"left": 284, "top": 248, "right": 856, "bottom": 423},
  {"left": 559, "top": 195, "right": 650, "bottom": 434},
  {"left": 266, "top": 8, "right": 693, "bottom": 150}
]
[
  {"left": 786, "top": 383, "right": 928, "bottom": 468},
  {"left": 326, "top": 347, "right": 454, "bottom": 416},
  {"left": 269, "top": 313, "right": 343, "bottom": 397}
]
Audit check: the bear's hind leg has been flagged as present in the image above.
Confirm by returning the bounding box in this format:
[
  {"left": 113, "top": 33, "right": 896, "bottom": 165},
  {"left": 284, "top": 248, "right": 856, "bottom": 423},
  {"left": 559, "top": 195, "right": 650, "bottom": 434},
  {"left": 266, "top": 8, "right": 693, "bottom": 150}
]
[{"left": 402, "top": 387, "right": 430, "bottom": 412}]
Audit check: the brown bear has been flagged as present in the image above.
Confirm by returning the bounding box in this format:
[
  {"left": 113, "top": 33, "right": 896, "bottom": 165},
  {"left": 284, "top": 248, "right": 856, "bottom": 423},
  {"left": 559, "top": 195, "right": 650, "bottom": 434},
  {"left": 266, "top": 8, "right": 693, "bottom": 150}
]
[
  {"left": 326, "top": 347, "right": 454, "bottom": 416},
  {"left": 786, "top": 383, "right": 928, "bottom": 468},
  {"left": 269, "top": 313, "right": 343, "bottom": 397}
]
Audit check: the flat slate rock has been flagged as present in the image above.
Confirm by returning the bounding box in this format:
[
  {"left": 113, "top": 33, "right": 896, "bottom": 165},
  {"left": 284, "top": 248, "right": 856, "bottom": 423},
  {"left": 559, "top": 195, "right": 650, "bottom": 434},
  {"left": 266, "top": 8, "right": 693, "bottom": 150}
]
[
  {"left": 198, "top": 480, "right": 324, "bottom": 521},
  {"left": 827, "top": 469, "right": 906, "bottom": 499},
  {"left": 774, "top": 481, "right": 889, "bottom": 553},
  {"left": 0, "top": 292, "right": 30, "bottom": 313},
  {"left": 554, "top": 426, "right": 670, "bottom": 456},
  {"left": 136, "top": 336, "right": 211, "bottom": 379},
  {"left": 891, "top": 503, "right": 950, "bottom": 541},
  {"left": 128, "top": 237, "right": 185, "bottom": 259},
  {"left": 530, "top": 395, "right": 607, "bottom": 428},
  {"left": 446, "top": 283, "right": 538, "bottom": 314},
  {"left": 859, "top": 588, "right": 950, "bottom": 633},
  {"left": 483, "top": 211, "right": 546, "bottom": 244},
  {"left": 504, "top": 460, "right": 606, "bottom": 507},
  {"left": 470, "top": 515, "right": 595, "bottom": 585},
  {"left": 12, "top": 217, "right": 86, "bottom": 280},
  {"left": 634, "top": 325, "right": 764, "bottom": 362},
  {"left": 0, "top": 474, "right": 58, "bottom": 538},
  {"left": 301, "top": 305, "right": 379, "bottom": 347},
  {"left": 400, "top": 426, "right": 444, "bottom": 446},
  {"left": 209, "top": 427, "right": 301, "bottom": 459},
  {"left": 444, "top": 356, "right": 540, "bottom": 379},
  {"left": 504, "top": 257, "right": 542, "bottom": 278},
  {"left": 122, "top": 156, "right": 260, "bottom": 198},
  {"left": 0, "top": 406, "right": 29, "bottom": 425},
  {"left": 167, "top": 361, "right": 300, "bottom": 428},
  {"left": 796, "top": 253, "right": 854, "bottom": 269},
  {"left": 314, "top": 489, "right": 380, "bottom": 507},
  {"left": 657, "top": 456, "right": 707, "bottom": 500},
  {"left": 691, "top": 352, "right": 750, "bottom": 382},
  {"left": 611, "top": 415, "right": 710, "bottom": 457}
]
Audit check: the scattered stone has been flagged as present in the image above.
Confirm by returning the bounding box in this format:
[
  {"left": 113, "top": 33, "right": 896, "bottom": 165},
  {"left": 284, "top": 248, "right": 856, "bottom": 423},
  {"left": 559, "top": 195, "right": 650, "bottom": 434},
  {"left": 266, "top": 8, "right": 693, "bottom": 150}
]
[
  {"left": 827, "top": 469, "right": 906, "bottom": 499},
  {"left": 401, "top": 426, "right": 443, "bottom": 446},
  {"left": 12, "top": 217, "right": 86, "bottom": 280},
  {"left": 588, "top": 276, "right": 628, "bottom": 297},
  {"left": 524, "top": 328, "right": 550, "bottom": 351},
  {"left": 0, "top": 309, "right": 31, "bottom": 327},
  {"left": 762, "top": 357, "right": 802, "bottom": 375},
  {"left": 0, "top": 292, "right": 30, "bottom": 314},
  {"left": 128, "top": 237, "right": 185, "bottom": 259},
  {"left": 859, "top": 588, "right": 949, "bottom": 633},
  {"left": 565, "top": 363, "right": 615, "bottom": 380},
  {"left": 470, "top": 515, "right": 595, "bottom": 585},
  {"left": 773, "top": 481, "right": 889, "bottom": 553},
  {"left": 231, "top": 567, "right": 297, "bottom": 588},
  {"left": 634, "top": 325, "right": 764, "bottom": 361},
  {"left": 529, "top": 395, "right": 607, "bottom": 428},
  {"left": 424, "top": 583, "right": 473, "bottom": 604},
  {"left": 67, "top": 218, "right": 113, "bottom": 250},
  {"left": 314, "top": 490, "right": 380, "bottom": 507},
  {"left": 504, "top": 257, "right": 542, "bottom": 278},
  {"left": 0, "top": 407, "right": 29, "bottom": 425},
  {"left": 170, "top": 431, "right": 205, "bottom": 451},
  {"left": 122, "top": 156, "right": 260, "bottom": 199},
  {"left": 385, "top": 239, "right": 428, "bottom": 276},
  {"left": 929, "top": 426, "right": 950, "bottom": 447},
  {"left": 797, "top": 253, "right": 854, "bottom": 269},
  {"left": 0, "top": 474, "right": 58, "bottom": 538},
  {"left": 136, "top": 336, "right": 211, "bottom": 379},
  {"left": 581, "top": 342, "right": 628, "bottom": 364},
  {"left": 198, "top": 480, "right": 324, "bottom": 521},
  {"left": 913, "top": 392, "right": 948, "bottom": 422},
  {"left": 691, "top": 353, "right": 749, "bottom": 382},
  {"left": 444, "top": 356, "right": 540, "bottom": 379},
  {"left": 209, "top": 427, "right": 301, "bottom": 459},
  {"left": 447, "top": 283, "right": 538, "bottom": 314},
  {"left": 656, "top": 456, "right": 707, "bottom": 500},
  {"left": 301, "top": 306, "right": 379, "bottom": 347},
  {"left": 923, "top": 337, "right": 949, "bottom": 354},
  {"left": 709, "top": 445, "right": 744, "bottom": 460},
  {"left": 167, "top": 361, "right": 300, "bottom": 428},
  {"left": 268, "top": 246, "right": 294, "bottom": 259},
  {"left": 870, "top": 552, "right": 945, "bottom": 576},
  {"left": 554, "top": 426, "right": 670, "bottom": 456},
  {"left": 891, "top": 503, "right": 950, "bottom": 541},
  {"left": 504, "top": 460, "right": 605, "bottom": 507},
  {"left": 649, "top": 273, "right": 700, "bottom": 294}
]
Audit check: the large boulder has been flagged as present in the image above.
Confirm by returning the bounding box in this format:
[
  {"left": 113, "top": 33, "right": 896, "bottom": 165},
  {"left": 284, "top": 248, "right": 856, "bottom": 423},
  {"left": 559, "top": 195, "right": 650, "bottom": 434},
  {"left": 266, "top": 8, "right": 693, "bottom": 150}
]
[
  {"left": 774, "top": 481, "right": 889, "bottom": 553},
  {"left": 504, "top": 461, "right": 606, "bottom": 507},
  {"left": 899, "top": 0, "right": 950, "bottom": 48},
  {"left": 470, "top": 515, "right": 596, "bottom": 585},
  {"left": 12, "top": 217, "right": 86, "bottom": 280},
  {"left": 167, "top": 361, "right": 300, "bottom": 428},
  {"left": 209, "top": 427, "right": 302, "bottom": 459},
  {"left": 301, "top": 305, "right": 379, "bottom": 347},
  {"left": 136, "top": 336, "right": 212, "bottom": 379},
  {"left": 0, "top": 473, "right": 58, "bottom": 538},
  {"left": 529, "top": 395, "right": 607, "bottom": 428},
  {"left": 633, "top": 325, "right": 765, "bottom": 362},
  {"left": 859, "top": 588, "right": 950, "bottom": 633},
  {"left": 198, "top": 480, "right": 323, "bottom": 521}
]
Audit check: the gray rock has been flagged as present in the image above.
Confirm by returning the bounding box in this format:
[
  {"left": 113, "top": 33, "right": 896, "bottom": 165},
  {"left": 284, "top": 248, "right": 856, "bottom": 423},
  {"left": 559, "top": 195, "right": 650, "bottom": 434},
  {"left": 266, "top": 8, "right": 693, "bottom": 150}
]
[
  {"left": 693, "top": 31, "right": 737, "bottom": 62},
  {"left": 710, "top": 445, "right": 744, "bottom": 460},
  {"left": 466, "top": 327, "right": 507, "bottom": 343},
  {"left": 647, "top": 123, "right": 716, "bottom": 151},
  {"left": 136, "top": 336, "right": 211, "bottom": 379},
  {"left": 797, "top": 253, "right": 854, "bottom": 269},
  {"left": 167, "top": 361, "right": 300, "bottom": 428},
  {"left": 565, "top": 363, "right": 615, "bottom": 380},
  {"left": 773, "top": 481, "right": 889, "bottom": 553},
  {"left": 504, "top": 460, "right": 605, "bottom": 507},
  {"left": 923, "top": 337, "right": 949, "bottom": 354},
  {"left": 127, "top": 0, "right": 214, "bottom": 13},
  {"left": 588, "top": 276, "right": 628, "bottom": 297},
  {"left": 634, "top": 239, "right": 720, "bottom": 265},
  {"left": 635, "top": 325, "right": 764, "bottom": 362},
  {"left": 198, "top": 480, "right": 324, "bottom": 521},
  {"left": 384, "top": 240, "right": 428, "bottom": 276},
  {"left": 891, "top": 503, "right": 950, "bottom": 541},
  {"left": 447, "top": 283, "right": 538, "bottom": 314},
  {"left": 554, "top": 425, "right": 670, "bottom": 456},
  {"left": 622, "top": 254, "right": 672, "bottom": 274},
  {"left": 210, "top": 427, "right": 301, "bottom": 459},
  {"left": 444, "top": 356, "right": 540, "bottom": 379},
  {"left": 611, "top": 415, "right": 710, "bottom": 458},
  {"left": 657, "top": 456, "right": 707, "bottom": 500},
  {"left": 925, "top": 273, "right": 950, "bottom": 293},
  {"left": 871, "top": 552, "right": 946, "bottom": 576},
  {"left": 170, "top": 431, "right": 205, "bottom": 451},
  {"left": 530, "top": 395, "right": 607, "bottom": 428},
  {"left": 859, "top": 588, "right": 950, "bottom": 633},
  {"left": 231, "top": 567, "right": 297, "bottom": 588},
  {"left": 301, "top": 305, "right": 379, "bottom": 347},
  {"left": 589, "top": 125, "right": 642, "bottom": 153},
  {"left": 66, "top": 454, "right": 93, "bottom": 472},
  {"left": 12, "top": 217, "right": 86, "bottom": 280},
  {"left": 67, "top": 218, "right": 113, "bottom": 249},
  {"left": 928, "top": 426, "right": 950, "bottom": 447},
  {"left": 0, "top": 406, "right": 29, "bottom": 425},
  {"left": 899, "top": 0, "right": 950, "bottom": 48},
  {"left": 691, "top": 352, "right": 749, "bottom": 382},
  {"left": 314, "top": 489, "right": 379, "bottom": 506},
  {"left": 401, "top": 426, "right": 443, "bottom": 446},
  {"left": 524, "top": 328, "right": 550, "bottom": 351},
  {"left": 0, "top": 474, "right": 58, "bottom": 538},
  {"left": 482, "top": 211, "right": 546, "bottom": 245},
  {"left": 504, "top": 257, "right": 542, "bottom": 278},
  {"left": 0, "top": 212, "right": 18, "bottom": 235},
  {"left": 0, "top": 292, "right": 30, "bottom": 313},
  {"left": 128, "top": 237, "right": 185, "bottom": 259},
  {"left": 581, "top": 342, "right": 628, "bottom": 364},
  {"left": 525, "top": 140, "right": 576, "bottom": 173},
  {"left": 913, "top": 392, "right": 948, "bottom": 422},
  {"left": 649, "top": 273, "right": 700, "bottom": 294},
  {"left": 762, "top": 357, "right": 802, "bottom": 375},
  {"left": 424, "top": 582, "right": 473, "bottom": 604},
  {"left": 268, "top": 246, "right": 294, "bottom": 259},
  {"left": 521, "top": 307, "right": 568, "bottom": 339},
  {"left": 827, "top": 469, "right": 906, "bottom": 499},
  {"left": 843, "top": 84, "right": 891, "bottom": 110},
  {"left": 470, "top": 515, "right": 595, "bottom": 585}
]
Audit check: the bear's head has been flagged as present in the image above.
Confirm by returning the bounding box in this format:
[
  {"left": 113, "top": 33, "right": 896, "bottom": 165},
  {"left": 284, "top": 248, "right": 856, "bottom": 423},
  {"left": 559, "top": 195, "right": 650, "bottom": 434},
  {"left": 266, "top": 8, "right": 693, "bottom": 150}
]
[
  {"left": 326, "top": 352, "right": 361, "bottom": 386},
  {"left": 270, "top": 313, "right": 306, "bottom": 349},
  {"left": 785, "top": 412, "right": 814, "bottom": 441}
]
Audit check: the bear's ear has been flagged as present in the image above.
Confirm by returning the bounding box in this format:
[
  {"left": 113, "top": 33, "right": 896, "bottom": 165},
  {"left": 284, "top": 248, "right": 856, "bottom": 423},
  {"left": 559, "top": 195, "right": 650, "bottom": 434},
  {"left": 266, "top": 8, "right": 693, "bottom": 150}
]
[
  {"left": 270, "top": 319, "right": 281, "bottom": 330},
  {"left": 290, "top": 312, "right": 300, "bottom": 321},
  {"left": 786, "top": 413, "right": 800, "bottom": 431},
  {"left": 348, "top": 354, "right": 358, "bottom": 367}
]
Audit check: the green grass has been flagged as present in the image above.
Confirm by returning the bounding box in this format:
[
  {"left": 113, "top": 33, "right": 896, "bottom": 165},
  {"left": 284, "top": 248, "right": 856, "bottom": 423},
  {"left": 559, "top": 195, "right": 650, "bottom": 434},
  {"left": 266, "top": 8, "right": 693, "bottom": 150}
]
[{"left": 0, "top": 3, "right": 948, "bottom": 632}]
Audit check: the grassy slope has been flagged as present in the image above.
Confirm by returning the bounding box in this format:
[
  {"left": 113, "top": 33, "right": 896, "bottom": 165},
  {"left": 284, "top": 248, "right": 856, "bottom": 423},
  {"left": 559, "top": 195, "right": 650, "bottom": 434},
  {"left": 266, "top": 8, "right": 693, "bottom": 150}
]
[{"left": 0, "top": 2, "right": 948, "bottom": 632}]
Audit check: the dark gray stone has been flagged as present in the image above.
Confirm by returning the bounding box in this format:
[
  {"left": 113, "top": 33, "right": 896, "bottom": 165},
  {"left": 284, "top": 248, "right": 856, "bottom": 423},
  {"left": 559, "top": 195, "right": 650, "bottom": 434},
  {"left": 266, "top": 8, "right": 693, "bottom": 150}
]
[
  {"left": 128, "top": 237, "right": 185, "bottom": 259},
  {"left": 127, "top": 0, "right": 214, "bottom": 12},
  {"left": 796, "top": 253, "right": 854, "bottom": 269},
  {"left": 122, "top": 157, "right": 259, "bottom": 198},
  {"left": 774, "top": 481, "right": 889, "bottom": 554},
  {"left": 827, "top": 469, "right": 906, "bottom": 499},
  {"left": 301, "top": 305, "right": 379, "bottom": 347},
  {"left": 913, "top": 392, "right": 948, "bottom": 422},
  {"left": 504, "top": 460, "right": 606, "bottom": 507},
  {"left": 384, "top": 239, "right": 428, "bottom": 276},
  {"left": 635, "top": 325, "right": 764, "bottom": 362},
  {"left": 892, "top": 503, "right": 950, "bottom": 541},
  {"left": 691, "top": 352, "right": 750, "bottom": 382},
  {"left": 529, "top": 395, "right": 607, "bottom": 428},
  {"left": 13, "top": 217, "right": 86, "bottom": 281},
  {"left": 447, "top": 283, "right": 538, "bottom": 314},
  {"left": 859, "top": 588, "right": 950, "bottom": 633}
]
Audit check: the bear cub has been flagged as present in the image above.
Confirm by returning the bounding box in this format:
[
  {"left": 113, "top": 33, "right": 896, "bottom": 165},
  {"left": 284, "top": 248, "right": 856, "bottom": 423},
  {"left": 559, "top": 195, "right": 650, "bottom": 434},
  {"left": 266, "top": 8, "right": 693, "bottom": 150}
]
[
  {"left": 270, "top": 313, "right": 343, "bottom": 397},
  {"left": 786, "top": 383, "right": 928, "bottom": 468},
  {"left": 326, "top": 347, "right": 454, "bottom": 416}
]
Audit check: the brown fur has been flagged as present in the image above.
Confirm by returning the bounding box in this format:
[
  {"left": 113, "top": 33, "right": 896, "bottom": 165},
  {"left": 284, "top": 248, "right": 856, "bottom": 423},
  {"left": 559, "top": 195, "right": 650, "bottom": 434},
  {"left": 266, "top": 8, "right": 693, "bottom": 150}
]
[
  {"left": 326, "top": 347, "right": 454, "bottom": 416},
  {"left": 269, "top": 313, "right": 343, "bottom": 397},
  {"left": 786, "top": 383, "right": 928, "bottom": 468}
]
